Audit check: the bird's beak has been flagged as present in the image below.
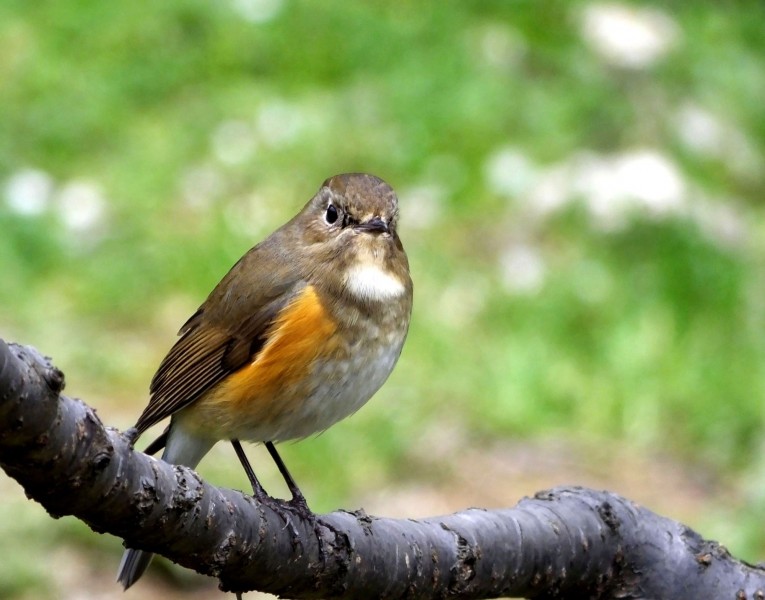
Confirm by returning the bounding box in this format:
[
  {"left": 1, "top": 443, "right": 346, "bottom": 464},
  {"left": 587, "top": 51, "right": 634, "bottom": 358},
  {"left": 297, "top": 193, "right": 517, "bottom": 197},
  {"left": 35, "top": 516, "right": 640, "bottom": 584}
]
[{"left": 355, "top": 217, "right": 389, "bottom": 234}]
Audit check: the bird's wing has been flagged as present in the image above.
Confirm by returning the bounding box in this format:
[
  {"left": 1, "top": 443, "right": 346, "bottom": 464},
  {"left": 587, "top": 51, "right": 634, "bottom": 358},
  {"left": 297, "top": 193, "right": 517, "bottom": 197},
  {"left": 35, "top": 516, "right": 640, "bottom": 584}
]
[{"left": 133, "top": 259, "right": 305, "bottom": 436}]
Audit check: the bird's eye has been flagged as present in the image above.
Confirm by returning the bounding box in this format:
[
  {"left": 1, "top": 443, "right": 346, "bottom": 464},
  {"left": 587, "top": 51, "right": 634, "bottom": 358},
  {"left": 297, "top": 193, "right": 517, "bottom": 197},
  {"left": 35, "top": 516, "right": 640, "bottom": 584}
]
[{"left": 325, "top": 204, "right": 339, "bottom": 224}]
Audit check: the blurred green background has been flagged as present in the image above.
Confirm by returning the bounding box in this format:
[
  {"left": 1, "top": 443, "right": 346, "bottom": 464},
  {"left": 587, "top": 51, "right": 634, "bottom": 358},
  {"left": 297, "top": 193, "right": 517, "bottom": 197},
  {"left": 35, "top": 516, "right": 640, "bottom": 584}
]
[{"left": 2, "top": 1, "right": 765, "bottom": 598}]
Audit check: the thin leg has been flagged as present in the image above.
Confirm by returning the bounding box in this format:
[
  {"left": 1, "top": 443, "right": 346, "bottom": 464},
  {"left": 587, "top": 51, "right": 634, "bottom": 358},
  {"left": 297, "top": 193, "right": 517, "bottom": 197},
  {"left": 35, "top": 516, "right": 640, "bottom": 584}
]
[
  {"left": 143, "top": 427, "right": 169, "bottom": 456},
  {"left": 124, "top": 427, "right": 140, "bottom": 447},
  {"left": 232, "top": 440, "right": 303, "bottom": 546},
  {"left": 265, "top": 442, "right": 311, "bottom": 513},
  {"left": 231, "top": 439, "right": 268, "bottom": 500},
  {"left": 265, "top": 442, "right": 345, "bottom": 562}
]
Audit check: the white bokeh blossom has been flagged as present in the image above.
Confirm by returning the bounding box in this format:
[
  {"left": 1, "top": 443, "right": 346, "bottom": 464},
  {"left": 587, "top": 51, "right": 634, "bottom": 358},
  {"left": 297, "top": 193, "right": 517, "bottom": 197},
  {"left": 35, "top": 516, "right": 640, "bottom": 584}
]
[{"left": 581, "top": 3, "right": 679, "bottom": 69}]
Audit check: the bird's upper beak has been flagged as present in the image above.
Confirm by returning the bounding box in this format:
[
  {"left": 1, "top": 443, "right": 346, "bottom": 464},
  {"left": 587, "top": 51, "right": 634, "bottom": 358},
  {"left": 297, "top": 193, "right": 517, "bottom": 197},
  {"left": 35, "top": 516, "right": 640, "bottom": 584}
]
[{"left": 355, "top": 217, "right": 389, "bottom": 234}]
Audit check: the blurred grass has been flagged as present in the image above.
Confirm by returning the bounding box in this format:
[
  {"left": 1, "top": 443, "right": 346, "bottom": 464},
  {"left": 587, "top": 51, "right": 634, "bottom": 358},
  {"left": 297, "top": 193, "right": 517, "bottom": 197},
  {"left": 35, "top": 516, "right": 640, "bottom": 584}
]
[{"left": 2, "top": 0, "right": 765, "bottom": 597}]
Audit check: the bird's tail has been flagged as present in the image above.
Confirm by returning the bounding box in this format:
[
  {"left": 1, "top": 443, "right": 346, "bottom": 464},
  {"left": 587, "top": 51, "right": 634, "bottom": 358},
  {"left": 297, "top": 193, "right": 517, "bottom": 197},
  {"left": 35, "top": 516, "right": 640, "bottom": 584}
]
[
  {"left": 116, "top": 423, "right": 215, "bottom": 589},
  {"left": 117, "top": 548, "right": 155, "bottom": 590}
]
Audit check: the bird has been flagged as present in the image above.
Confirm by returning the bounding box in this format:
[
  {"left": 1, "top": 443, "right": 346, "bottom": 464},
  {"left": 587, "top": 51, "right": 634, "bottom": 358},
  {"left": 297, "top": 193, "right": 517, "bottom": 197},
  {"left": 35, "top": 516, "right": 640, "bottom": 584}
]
[{"left": 117, "top": 173, "right": 413, "bottom": 589}]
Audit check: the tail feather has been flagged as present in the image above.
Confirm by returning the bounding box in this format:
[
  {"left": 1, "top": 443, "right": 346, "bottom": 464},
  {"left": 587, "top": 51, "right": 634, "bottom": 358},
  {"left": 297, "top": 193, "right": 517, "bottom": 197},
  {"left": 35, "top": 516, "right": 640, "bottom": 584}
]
[
  {"left": 117, "top": 548, "right": 154, "bottom": 590},
  {"left": 117, "top": 423, "right": 215, "bottom": 589},
  {"left": 143, "top": 426, "right": 170, "bottom": 456}
]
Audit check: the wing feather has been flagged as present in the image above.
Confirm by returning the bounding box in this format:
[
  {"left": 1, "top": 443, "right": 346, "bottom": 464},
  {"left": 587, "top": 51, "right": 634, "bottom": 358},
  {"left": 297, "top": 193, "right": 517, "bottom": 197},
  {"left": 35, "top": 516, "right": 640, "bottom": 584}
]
[
  {"left": 133, "top": 274, "right": 305, "bottom": 437},
  {"left": 135, "top": 327, "right": 231, "bottom": 434},
  {"left": 132, "top": 233, "right": 307, "bottom": 438}
]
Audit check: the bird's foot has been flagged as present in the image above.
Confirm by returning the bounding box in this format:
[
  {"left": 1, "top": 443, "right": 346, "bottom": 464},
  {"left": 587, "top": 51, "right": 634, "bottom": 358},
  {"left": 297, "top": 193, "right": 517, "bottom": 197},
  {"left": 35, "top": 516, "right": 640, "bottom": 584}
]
[
  {"left": 284, "top": 493, "right": 346, "bottom": 562},
  {"left": 253, "top": 489, "right": 343, "bottom": 561},
  {"left": 286, "top": 488, "right": 312, "bottom": 520},
  {"left": 123, "top": 427, "right": 140, "bottom": 447},
  {"left": 252, "top": 490, "right": 304, "bottom": 549}
]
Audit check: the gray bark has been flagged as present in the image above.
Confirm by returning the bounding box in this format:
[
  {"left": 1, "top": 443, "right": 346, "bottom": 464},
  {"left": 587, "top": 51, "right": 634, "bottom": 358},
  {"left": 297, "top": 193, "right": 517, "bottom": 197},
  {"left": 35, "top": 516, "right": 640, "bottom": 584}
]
[{"left": 1, "top": 338, "right": 763, "bottom": 599}]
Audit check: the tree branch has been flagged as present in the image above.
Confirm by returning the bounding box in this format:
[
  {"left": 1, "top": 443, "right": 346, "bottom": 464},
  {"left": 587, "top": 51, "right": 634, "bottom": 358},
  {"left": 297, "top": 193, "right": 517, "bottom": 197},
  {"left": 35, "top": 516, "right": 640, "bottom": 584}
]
[{"left": 1, "top": 338, "right": 763, "bottom": 599}]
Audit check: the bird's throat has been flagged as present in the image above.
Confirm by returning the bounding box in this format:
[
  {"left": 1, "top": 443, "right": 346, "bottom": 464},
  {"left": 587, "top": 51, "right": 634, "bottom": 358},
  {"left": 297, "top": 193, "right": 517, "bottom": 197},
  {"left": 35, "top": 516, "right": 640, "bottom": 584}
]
[{"left": 344, "top": 260, "right": 406, "bottom": 301}]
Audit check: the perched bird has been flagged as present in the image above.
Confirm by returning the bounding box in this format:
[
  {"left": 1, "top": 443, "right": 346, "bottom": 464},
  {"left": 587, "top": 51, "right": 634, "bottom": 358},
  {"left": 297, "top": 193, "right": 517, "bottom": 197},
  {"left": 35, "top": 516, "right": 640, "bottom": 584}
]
[{"left": 117, "top": 173, "right": 413, "bottom": 589}]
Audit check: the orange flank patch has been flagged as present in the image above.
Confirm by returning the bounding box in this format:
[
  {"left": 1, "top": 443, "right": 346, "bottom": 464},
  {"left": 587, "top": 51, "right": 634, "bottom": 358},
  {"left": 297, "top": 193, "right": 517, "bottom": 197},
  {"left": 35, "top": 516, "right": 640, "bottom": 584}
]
[{"left": 192, "top": 285, "right": 339, "bottom": 431}]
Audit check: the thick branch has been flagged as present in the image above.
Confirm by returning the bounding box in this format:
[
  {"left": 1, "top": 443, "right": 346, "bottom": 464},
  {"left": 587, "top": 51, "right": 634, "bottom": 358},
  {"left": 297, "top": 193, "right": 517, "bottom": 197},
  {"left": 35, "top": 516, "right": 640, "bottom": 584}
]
[{"left": 1, "top": 339, "right": 764, "bottom": 599}]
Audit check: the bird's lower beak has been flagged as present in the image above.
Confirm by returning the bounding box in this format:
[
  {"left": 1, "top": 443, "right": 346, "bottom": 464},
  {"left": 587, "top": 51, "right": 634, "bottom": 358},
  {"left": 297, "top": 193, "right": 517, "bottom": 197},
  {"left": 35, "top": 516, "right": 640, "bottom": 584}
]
[{"left": 355, "top": 217, "right": 389, "bottom": 234}]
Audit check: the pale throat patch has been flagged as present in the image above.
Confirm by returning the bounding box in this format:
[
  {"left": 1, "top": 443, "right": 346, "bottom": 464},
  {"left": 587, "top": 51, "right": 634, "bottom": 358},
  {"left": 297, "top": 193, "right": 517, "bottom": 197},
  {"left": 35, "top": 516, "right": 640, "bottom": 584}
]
[{"left": 345, "top": 262, "right": 406, "bottom": 301}]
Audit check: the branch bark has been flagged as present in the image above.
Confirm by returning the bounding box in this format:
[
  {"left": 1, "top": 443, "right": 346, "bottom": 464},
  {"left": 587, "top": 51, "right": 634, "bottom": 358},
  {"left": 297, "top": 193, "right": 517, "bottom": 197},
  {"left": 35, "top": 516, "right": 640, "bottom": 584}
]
[{"left": 1, "top": 338, "right": 764, "bottom": 599}]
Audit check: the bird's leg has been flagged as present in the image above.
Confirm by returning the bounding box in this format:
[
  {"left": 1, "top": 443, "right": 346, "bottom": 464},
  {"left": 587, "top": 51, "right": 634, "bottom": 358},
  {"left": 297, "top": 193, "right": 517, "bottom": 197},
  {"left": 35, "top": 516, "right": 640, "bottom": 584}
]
[
  {"left": 231, "top": 439, "right": 269, "bottom": 501},
  {"left": 265, "top": 441, "right": 345, "bottom": 564},
  {"left": 231, "top": 440, "right": 302, "bottom": 546},
  {"left": 143, "top": 427, "right": 169, "bottom": 456},
  {"left": 123, "top": 427, "right": 140, "bottom": 448},
  {"left": 264, "top": 441, "right": 311, "bottom": 516}
]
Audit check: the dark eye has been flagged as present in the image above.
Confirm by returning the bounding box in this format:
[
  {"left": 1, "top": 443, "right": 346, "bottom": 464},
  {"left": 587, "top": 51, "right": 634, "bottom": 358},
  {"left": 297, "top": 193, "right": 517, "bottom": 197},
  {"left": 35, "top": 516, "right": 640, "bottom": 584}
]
[{"left": 325, "top": 204, "right": 339, "bottom": 224}]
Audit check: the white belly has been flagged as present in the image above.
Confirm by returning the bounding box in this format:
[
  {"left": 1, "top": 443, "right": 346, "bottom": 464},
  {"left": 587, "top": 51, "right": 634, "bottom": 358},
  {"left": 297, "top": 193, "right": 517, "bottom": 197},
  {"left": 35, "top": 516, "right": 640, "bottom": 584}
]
[{"left": 225, "top": 336, "right": 403, "bottom": 442}]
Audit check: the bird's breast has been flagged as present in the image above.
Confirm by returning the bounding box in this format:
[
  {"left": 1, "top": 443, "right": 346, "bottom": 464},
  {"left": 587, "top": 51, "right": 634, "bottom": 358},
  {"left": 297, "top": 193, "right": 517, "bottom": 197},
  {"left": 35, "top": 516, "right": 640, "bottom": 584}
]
[{"left": 180, "top": 283, "right": 409, "bottom": 442}]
